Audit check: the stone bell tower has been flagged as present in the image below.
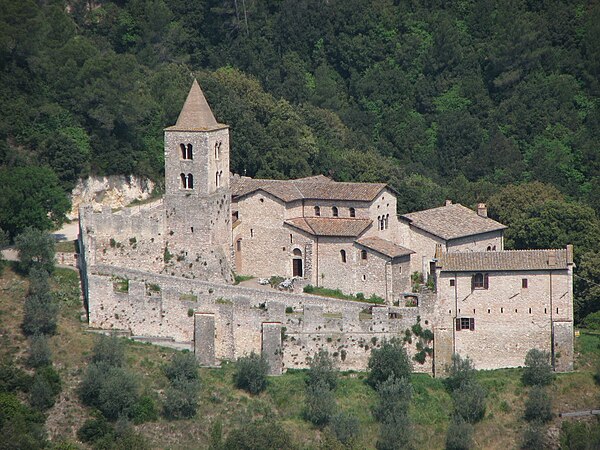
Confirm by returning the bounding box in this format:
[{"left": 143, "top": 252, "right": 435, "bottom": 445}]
[{"left": 163, "top": 79, "right": 232, "bottom": 282}]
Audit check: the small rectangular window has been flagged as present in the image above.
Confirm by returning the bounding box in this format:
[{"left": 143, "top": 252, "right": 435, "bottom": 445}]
[
  {"left": 250, "top": 229, "right": 254, "bottom": 238},
  {"left": 450, "top": 279, "right": 455, "bottom": 287},
  {"left": 522, "top": 278, "right": 528, "bottom": 288}
]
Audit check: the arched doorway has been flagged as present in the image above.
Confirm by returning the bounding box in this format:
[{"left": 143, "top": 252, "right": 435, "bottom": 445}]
[
  {"left": 292, "top": 248, "right": 303, "bottom": 277},
  {"left": 235, "top": 238, "right": 242, "bottom": 273}
]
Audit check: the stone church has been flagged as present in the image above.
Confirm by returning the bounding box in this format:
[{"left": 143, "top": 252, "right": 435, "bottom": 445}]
[{"left": 78, "top": 80, "right": 574, "bottom": 375}]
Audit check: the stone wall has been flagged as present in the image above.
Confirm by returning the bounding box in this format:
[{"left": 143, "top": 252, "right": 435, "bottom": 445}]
[
  {"left": 434, "top": 269, "right": 573, "bottom": 372},
  {"left": 447, "top": 230, "right": 504, "bottom": 252},
  {"left": 85, "top": 264, "right": 434, "bottom": 374}
]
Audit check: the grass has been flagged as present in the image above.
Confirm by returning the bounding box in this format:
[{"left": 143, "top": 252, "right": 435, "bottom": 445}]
[
  {"left": 1, "top": 265, "right": 599, "bottom": 449},
  {"left": 54, "top": 239, "right": 78, "bottom": 253},
  {"left": 303, "top": 284, "right": 385, "bottom": 304},
  {"left": 233, "top": 274, "right": 254, "bottom": 285}
]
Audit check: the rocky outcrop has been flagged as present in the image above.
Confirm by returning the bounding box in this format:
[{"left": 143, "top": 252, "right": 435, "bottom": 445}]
[{"left": 69, "top": 175, "right": 155, "bottom": 219}]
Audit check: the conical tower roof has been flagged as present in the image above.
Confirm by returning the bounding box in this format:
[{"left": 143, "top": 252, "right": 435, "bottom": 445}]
[{"left": 165, "top": 79, "right": 226, "bottom": 131}]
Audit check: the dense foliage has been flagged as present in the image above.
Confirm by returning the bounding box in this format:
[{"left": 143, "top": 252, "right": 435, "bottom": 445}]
[{"left": 2, "top": 0, "right": 600, "bottom": 323}]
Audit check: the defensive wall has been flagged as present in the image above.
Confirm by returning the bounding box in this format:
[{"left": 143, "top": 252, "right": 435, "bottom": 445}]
[{"left": 83, "top": 263, "right": 436, "bottom": 375}]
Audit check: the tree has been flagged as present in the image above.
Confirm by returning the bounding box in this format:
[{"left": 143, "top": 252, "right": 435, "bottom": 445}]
[
  {"left": 15, "top": 228, "right": 56, "bottom": 274},
  {"left": 445, "top": 416, "right": 474, "bottom": 450},
  {"left": 163, "top": 378, "right": 199, "bottom": 419},
  {"left": 329, "top": 412, "right": 360, "bottom": 447},
  {"left": 234, "top": 352, "right": 269, "bottom": 394},
  {"left": 27, "top": 335, "right": 52, "bottom": 368},
  {"left": 376, "top": 410, "right": 414, "bottom": 450},
  {"left": 307, "top": 350, "right": 337, "bottom": 391},
  {"left": 522, "top": 349, "right": 554, "bottom": 387},
  {"left": 373, "top": 376, "right": 412, "bottom": 423},
  {"left": 29, "top": 374, "right": 56, "bottom": 411},
  {"left": 444, "top": 354, "right": 476, "bottom": 392},
  {"left": 367, "top": 338, "right": 412, "bottom": 387},
  {"left": 304, "top": 380, "right": 336, "bottom": 427},
  {"left": 22, "top": 290, "right": 58, "bottom": 336},
  {"left": 0, "top": 167, "right": 69, "bottom": 239},
  {"left": 521, "top": 422, "right": 547, "bottom": 450},
  {"left": 524, "top": 386, "right": 552, "bottom": 423},
  {"left": 164, "top": 351, "right": 198, "bottom": 382},
  {"left": 96, "top": 367, "right": 140, "bottom": 420},
  {"left": 452, "top": 379, "right": 486, "bottom": 423},
  {"left": 91, "top": 334, "right": 125, "bottom": 368}
]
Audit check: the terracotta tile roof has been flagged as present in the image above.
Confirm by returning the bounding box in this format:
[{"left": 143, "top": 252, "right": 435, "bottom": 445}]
[
  {"left": 231, "top": 175, "right": 386, "bottom": 203},
  {"left": 438, "top": 249, "right": 569, "bottom": 271},
  {"left": 401, "top": 203, "right": 506, "bottom": 240},
  {"left": 285, "top": 217, "right": 372, "bottom": 237},
  {"left": 355, "top": 237, "right": 414, "bottom": 258},
  {"left": 165, "top": 79, "right": 227, "bottom": 131}
]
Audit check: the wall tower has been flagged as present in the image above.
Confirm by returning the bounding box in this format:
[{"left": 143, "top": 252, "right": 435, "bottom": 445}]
[{"left": 163, "top": 79, "right": 232, "bottom": 282}]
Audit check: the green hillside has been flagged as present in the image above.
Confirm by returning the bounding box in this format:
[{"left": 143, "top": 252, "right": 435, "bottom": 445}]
[{"left": 0, "top": 263, "right": 598, "bottom": 449}]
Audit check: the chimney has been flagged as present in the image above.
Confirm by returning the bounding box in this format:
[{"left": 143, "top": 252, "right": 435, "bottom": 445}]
[
  {"left": 477, "top": 203, "right": 487, "bottom": 218},
  {"left": 566, "top": 244, "right": 574, "bottom": 265},
  {"left": 445, "top": 199, "right": 452, "bottom": 206}
]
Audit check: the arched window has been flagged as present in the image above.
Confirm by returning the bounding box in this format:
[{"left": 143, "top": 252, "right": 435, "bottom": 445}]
[
  {"left": 349, "top": 207, "right": 356, "bottom": 218},
  {"left": 486, "top": 246, "right": 492, "bottom": 251},
  {"left": 293, "top": 248, "right": 302, "bottom": 256},
  {"left": 180, "top": 144, "right": 186, "bottom": 159},
  {"left": 314, "top": 206, "right": 321, "bottom": 216},
  {"left": 377, "top": 216, "right": 381, "bottom": 230},
  {"left": 361, "top": 249, "right": 367, "bottom": 260},
  {"left": 492, "top": 245, "right": 496, "bottom": 251},
  {"left": 471, "top": 273, "right": 489, "bottom": 290},
  {"left": 332, "top": 206, "right": 338, "bottom": 217},
  {"left": 215, "top": 171, "right": 219, "bottom": 187},
  {"left": 180, "top": 173, "right": 186, "bottom": 188},
  {"left": 186, "top": 144, "right": 193, "bottom": 159},
  {"left": 187, "top": 173, "right": 193, "bottom": 189},
  {"left": 214, "top": 141, "right": 220, "bottom": 159},
  {"left": 340, "top": 249, "right": 347, "bottom": 263},
  {"left": 385, "top": 214, "right": 389, "bottom": 229}
]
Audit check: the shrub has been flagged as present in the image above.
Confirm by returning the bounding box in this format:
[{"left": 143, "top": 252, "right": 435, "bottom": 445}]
[
  {"left": 0, "top": 392, "right": 47, "bottom": 448},
  {"left": 163, "top": 378, "right": 199, "bottom": 419},
  {"left": 77, "top": 416, "right": 113, "bottom": 443},
  {"left": 91, "top": 334, "right": 125, "bottom": 368},
  {"left": 234, "top": 352, "right": 269, "bottom": 395},
  {"left": 131, "top": 396, "right": 158, "bottom": 424},
  {"left": 560, "top": 420, "right": 600, "bottom": 450},
  {"left": 36, "top": 366, "right": 61, "bottom": 398},
  {"left": 29, "top": 374, "right": 57, "bottom": 410},
  {"left": 367, "top": 338, "right": 412, "bottom": 387},
  {"left": 304, "top": 380, "right": 336, "bottom": 427},
  {"left": 164, "top": 351, "right": 198, "bottom": 383},
  {"left": 524, "top": 386, "right": 552, "bottom": 423},
  {"left": 96, "top": 367, "right": 140, "bottom": 420},
  {"left": 373, "top": 376, "right": 412, "bottom": 422},
  {"left": 28, "top": 267, "right": 51, "bottom": 295},
  {"left": 522, "top": 349, "right": 554, "bottom": 386},
  {"left": 582, "top": 310, "right": 600, "bottom": 330},
  {"left": 452, "top": 379, "right": 486, "bottom": 423},
  {"left": 445, "top": 416, "right": 473, "bottom": 450},
  {"left": 27, "top": 335, "right": 52, "bottom": 368},
  {"left": 22, "top": 291, "right": 58, "bottom": 336},
  {"left": 376, "top": 411, "right": 413, "bottom": 450},
  {"left": 444, "top": 354, "right": 476, "bottom": 392},
  {"left": 329, "top": 412, "right": 360, "bottom": 446},
  {"left": 223, "top": 419, "right": 295, "bottom": 450},
  {"left": 307, "top": 350, "right": 337, "bottom": 390},
  {"left": 0, "top": 360, "right": 33, "bottom": 393},
  {"left": 521, "top": 422, "right": 547, "bottom": 450}
]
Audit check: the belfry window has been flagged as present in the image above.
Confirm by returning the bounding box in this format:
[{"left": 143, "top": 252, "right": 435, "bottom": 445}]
[
  {"left": 471, "top": 273, "right": 488, "bottom": 290},
  {"left": 180, "top": 173, "right": 193, "bottom": 189},
  {"left": 332, "top": 206, "right": 338, "bottom": 217},
  {"left": 314, "top": 206, "right": 321, "bottom": 216},
  {"left": 180, "top": 144, "right": 186, "bottom": 159},
  {"left": 340, "top": 250, "right": 347, "bottom": 263},
  {"left": 181, "top": 143, "right": 192, "bottom": 159},
  {"left": 360, "top": 249, "right": 367, "bottom": 260},
  {"left": 349, "top": 207, "right": 356, "bottom": 218}
]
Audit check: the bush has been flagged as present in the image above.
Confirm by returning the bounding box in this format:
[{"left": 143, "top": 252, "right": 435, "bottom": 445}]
[
  {"left": 367, "top": 338, "right": 412, "bottom": 387},
  {"left": 524, "top": 386, "right": 552, "bottom": 423},
  {"left": 27, "top": 335, "right": 52, "bottom": 368},
  {"left": 77, "top": 416, "right": 113, "bottom": 443},
  {"left": 29, "top": 374, "right": 57, "bottom": 410},
  {"left": 131, "top": 396, "right": 158, "bottom": 424},
  {"left": 22, "top": 291, "right": 58, "bottom": 336},
  {"left": 307, "top": 350, "right": 337, "bottom": 390},
  {"left": 452, "top": 379, "right": 486, "bottom": 423},
  {"left": 444, "top": 354, "right": 476, "bottom": 392},
  {"left": 373, "top": 376, "right": 412, "bottom": 422},
  {"left": 223, "top": 419, "right": 295, "bottom": 450},
  {"left": 163, "top": 378, "right": 199, "bottom": 419},
  {"left": 0, "top": 361, "right": 33, "bottom": 393},
  {"left": 0, "top": 392, "right": 47, "bottom": 448},
  {"left": 164, "top": 351, "right": 198, "bottom": 383},
  {"left": 234, "top": 352, "right": 269, "bottom": 395},
  {"left": 304, "top": 380, "right": 336, "bottom": 427},
  {"left": 582, "top": 310, "right": 600, "bottom": 330},
  {"left": 376, "top": 412, "right": 413, "bottom": 450},
  {"left": 445, "top": 416, "right": 473, "bottom": 450},
  {"left": 329, "top": 412, "right": 360, "bottom": 446},
  {"left": 28, "top": 267, "right": 51, "bottom": 295},
  {"left": 522, "top": 349, "right": 554, "bottom": 387},
  {"left": 521, "top": 422, "right": 547, "bottom": 450},
  {"left": 91, "top": 335, "right": 125, "bottom": 368},
  {"left": 560, "top": 420, "right": 600, "bottom": 449}
]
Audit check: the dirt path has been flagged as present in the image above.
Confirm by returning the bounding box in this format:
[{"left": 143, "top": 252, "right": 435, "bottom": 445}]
[{"left": 1, "top": 220, "right": 80, "bottom": 261}]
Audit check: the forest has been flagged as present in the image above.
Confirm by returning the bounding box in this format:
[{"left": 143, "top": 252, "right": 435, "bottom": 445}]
[{"left": 1, "top": 0, "right": 600, "bottom": 325}]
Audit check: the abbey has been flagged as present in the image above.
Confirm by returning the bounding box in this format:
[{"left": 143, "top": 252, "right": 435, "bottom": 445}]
[{"left": 78, "top": 80, "right": 574, "bottom": 375}]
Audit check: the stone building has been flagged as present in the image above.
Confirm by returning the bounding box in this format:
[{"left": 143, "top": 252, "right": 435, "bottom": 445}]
[{"left": 78, "top": 80, "right": 574, "bottom": 375}]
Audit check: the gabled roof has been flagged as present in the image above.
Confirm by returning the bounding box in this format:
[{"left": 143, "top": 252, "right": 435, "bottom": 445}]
[
  {"left": 438, "top": 249, "right": 570, "bottom": 272},
  {"left": 355, "top": 237, "right": 414, "bottom": 259},
  {"left": 231, "top": 175, "right": 387, "bottom": 203},
  {"left": 401, "top": 203, "right": 507, "bottom": 240},
  {"left": 285, "top": 217, "right": 372, "bottom": 237},
  {"left": 165, "top": 79, "right": 227, "bottom": 131}
]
